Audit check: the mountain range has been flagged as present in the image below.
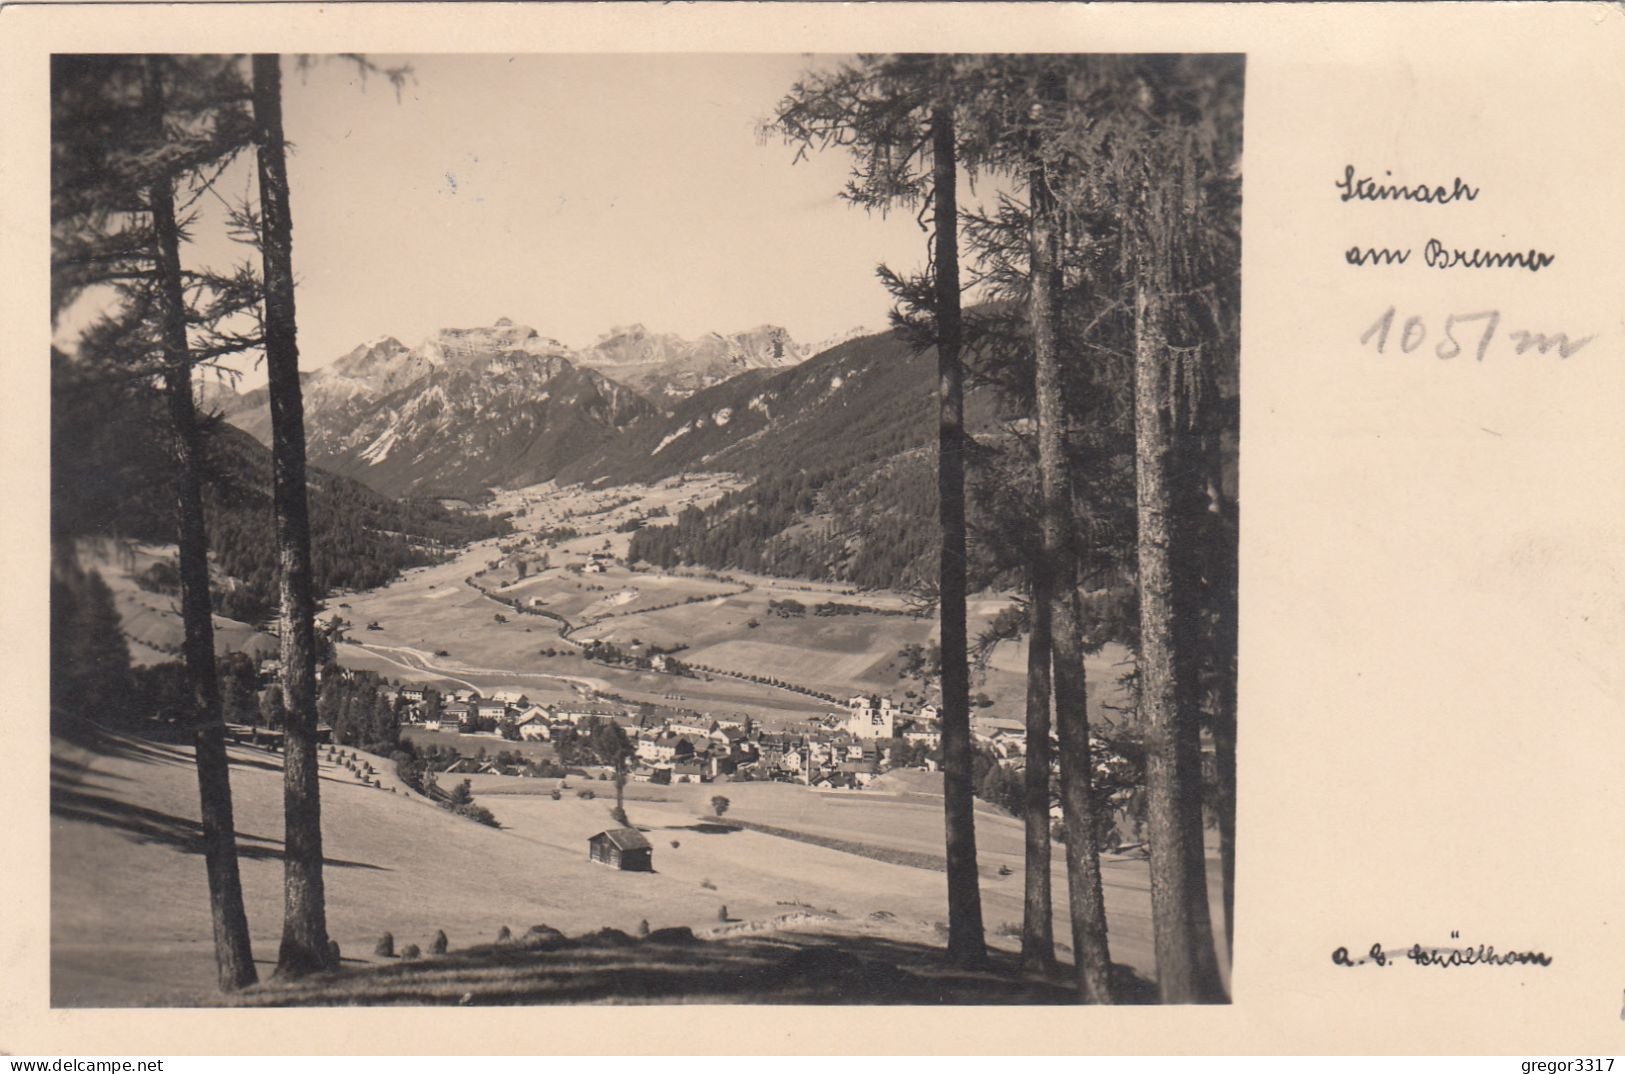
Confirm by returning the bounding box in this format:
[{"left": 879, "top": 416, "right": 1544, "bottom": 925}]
[
  {"left": 203, "top": 314, "right": 1007, "bottom": 588},
  {"left": 580, "top": 322, "right": 865, "bottom": 401},
  {"left": 213, "top": 318, "right": 874, "bottom": 499}
]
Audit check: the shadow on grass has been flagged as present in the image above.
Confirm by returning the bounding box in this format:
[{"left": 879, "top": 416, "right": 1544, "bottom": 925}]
[
  {"left": 51, "top": 786, "right": 388, "bottom": 872},
  {"left": 52, "top": 754, "right": 134, "bottom": 784},
  {"left": 54, "top": 722, "right": 389, "bottom": 870},
  {"left": 226, "top": 753, "right": 289, "bottom": 775},
  {"left": 229, "top": 928, "right": 1161, "bottom": 1007},
  {"left": 58, "top": 724, "right": 197, "bottom": 771}
]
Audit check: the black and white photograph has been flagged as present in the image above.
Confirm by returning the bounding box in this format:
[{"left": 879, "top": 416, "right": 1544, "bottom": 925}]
[{"left": 47, "top": 49, "right": 1243, "bottom": 1008}]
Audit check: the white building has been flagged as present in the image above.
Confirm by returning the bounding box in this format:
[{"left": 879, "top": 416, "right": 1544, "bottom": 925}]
[{"left": 846, "top": 695, "right": 896, "bottom": 739}]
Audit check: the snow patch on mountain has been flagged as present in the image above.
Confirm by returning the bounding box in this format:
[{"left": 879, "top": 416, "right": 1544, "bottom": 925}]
[
  {"left": 360, "top": 427, "right": 400, "bottom": 463},
  {"left": 651, "top": 422, "right": 693, "bottom": 456}
]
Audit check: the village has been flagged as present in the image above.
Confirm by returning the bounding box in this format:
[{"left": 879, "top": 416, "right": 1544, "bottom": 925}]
[{"left": 392, "top": 684, "right": 1037, "bottom": 791}]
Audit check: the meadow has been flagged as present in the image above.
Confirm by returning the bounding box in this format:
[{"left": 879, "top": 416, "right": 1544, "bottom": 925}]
[{"left": 51, "top": 724, "right": 1223, "bottom": 1006}]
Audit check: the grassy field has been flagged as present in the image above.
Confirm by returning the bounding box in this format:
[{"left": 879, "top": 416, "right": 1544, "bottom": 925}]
[
  {"left": 52, "top": 726, "right": 729, "bottom": 1006},
  {"left": 457, "top": 769, "right": 1227, "bottom": 992},
  {"left": 399, "top": 728, "right": 562, "bottom": 763},
  {"left": 977, "top": 638, "right": 1137, "bottom": 729},
  {"left": 51, "top": 724, "right": 1224, "bottom": 1006},
  {"left": 566, "top": 583, "right": 948, "bottom": 697},
  {"left": 494, "top": 566, "right": 743, "bottom": 621}
]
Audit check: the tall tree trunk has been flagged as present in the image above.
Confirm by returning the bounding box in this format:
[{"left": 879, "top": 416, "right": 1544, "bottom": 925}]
[
  {"left": 1173, "top": 135, "right": 1227, "bottom": 999},
  {"left": 613, "top": 751, "right": 628, "bottom": 825},
  {"left": 1133, "top": 204, "right": 1223, "bottom": 1002},
  {"left": 1187, "top": 404, "right": 1238, "bottom": 967},
  {"left": 1030, "top": 132, "right": 1114, "bottom": 1004},
  {"left": 251, "top": 53, "right": 331, "bottom": 978},
  {"left": 1209, "top": 450, "right": 1238, "bottom": 957},
  {"left": 144, "top": 55, "right": 258, "bottom": 993},
  {"left": 1019, "top": 565, "right": 1056, "bottom": 976},
  {"left": 930, "top": 102, "right": 987, "bottom": 970},
  {"left": 1174, "top": 431, "right": 1224, "bottom": 996},
  {"left": 1210, "top": 559, "right": 1237, "bottom": 958}
]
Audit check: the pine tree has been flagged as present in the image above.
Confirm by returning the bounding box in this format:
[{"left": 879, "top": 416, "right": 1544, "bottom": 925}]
[
  {"left": 1019, "top": 564, "right": 1056, "bottom": 976},
  {"left": 250, "top": 52, "right": 331, "bottom": 977},
  {"left": 143, "top": 55, "right": 258, "bottom": 990},
  {"left": 50, "top": 52, "right": 261, "bottom": 991},
  {"left": 772, "top": 55, "right": 990, "bottom": 966},
  {"left": 49, "top": 545, "right": 134, "bottom": 734},
  {"left": 1025, "top": 67, "right": 1114, "bottom": 1001},
  {"left": 1106, "top": 56, "right": 1241, "bottom": 1003}
]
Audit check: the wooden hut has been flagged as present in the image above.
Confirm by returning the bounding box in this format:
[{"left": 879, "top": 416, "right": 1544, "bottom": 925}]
[{"left": 587, "top": 827, "right": 653, "bottom": 872}]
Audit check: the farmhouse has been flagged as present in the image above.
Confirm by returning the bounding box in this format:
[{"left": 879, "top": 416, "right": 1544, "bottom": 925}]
[
  {"left": 638, "top": 731, "right": 689, "bottom": 763},
  {"left": 718, "top": 727, "right": 750, "bottom": 758},
  {"left": 838, "top": 761, "right": 880, "bottom": 788},
  {"left": 903, "top": 727, "right": 941, "bottom": 747},
  {"left": 757, "top": 734, "right": 790, "bottom": 770},
  {"left": 587, "top": 828, "right": 653, "bottom": 871},
  {"left": 514, "top": 709, "right": 551, "bottom": 741},
  {"left": 991, "top": 728, "right": 1027, "bottom": 758}
]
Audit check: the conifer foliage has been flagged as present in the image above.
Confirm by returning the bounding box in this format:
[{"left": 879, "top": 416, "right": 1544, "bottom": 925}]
[{"left": 774, "top": 53, "right": 1240, "bottom": 1001}]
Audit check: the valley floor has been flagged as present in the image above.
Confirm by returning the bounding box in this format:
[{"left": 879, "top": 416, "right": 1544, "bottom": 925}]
[{"left": 319, "top": 477, "right": 1132, "bottom": 732}]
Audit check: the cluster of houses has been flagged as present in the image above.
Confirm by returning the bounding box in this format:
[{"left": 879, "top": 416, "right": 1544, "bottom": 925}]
[{"left": 386, "top": 685, "right": 1037, "bottom": 790}]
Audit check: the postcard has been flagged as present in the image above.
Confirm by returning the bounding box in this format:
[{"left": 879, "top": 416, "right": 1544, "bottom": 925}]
[{"left": 2, "top": 0, "right": 1621, "bottom": 1057}]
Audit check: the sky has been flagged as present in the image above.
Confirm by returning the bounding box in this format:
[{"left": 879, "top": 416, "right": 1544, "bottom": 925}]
[{"left": 59, "top": 54, "right": 977, "bottom": 387}]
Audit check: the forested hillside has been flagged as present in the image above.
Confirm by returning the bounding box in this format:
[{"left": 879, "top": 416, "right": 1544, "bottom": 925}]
[
  {"left": 609, "top": 329, "right": 1002, "bottom": 590},
  {"left": 52, "top": 350, "right": 511, "bottom": 623}
]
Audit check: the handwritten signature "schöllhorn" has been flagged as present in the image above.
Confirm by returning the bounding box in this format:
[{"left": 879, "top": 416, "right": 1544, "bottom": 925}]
[{"left": 1332, "top": 939, "right": 1553, "bottom": 968}]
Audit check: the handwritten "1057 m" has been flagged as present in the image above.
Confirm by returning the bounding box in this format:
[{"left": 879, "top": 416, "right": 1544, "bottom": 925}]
[{"left": 1361, "top": 307, "right": 1594, "bottom": 361}]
